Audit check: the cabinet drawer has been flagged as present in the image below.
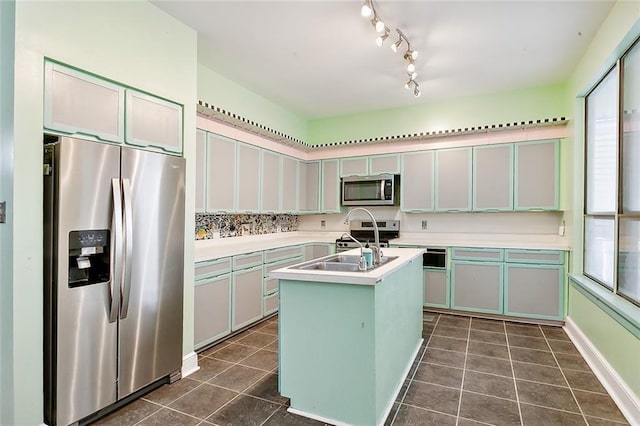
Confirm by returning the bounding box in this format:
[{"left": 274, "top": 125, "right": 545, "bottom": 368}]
[
  {"left": 195, "top": 257, "right": 232, "bottom": 280},
  {"left": 264, "top": 255, "right": 303, "bottom": 277},
  {"left": 233, "top": 252, "right": 264, "bottom": 270},
  {"left": 264, "top": 292, "right": 279, "bottom": 316},
  {"left": 264, "top": 245, "right": 303, "bottom": 264},
  {"left": 505, "top": 249, "right": 565, "bottom": 265},
  {"left": 264, "top": 276, "right": 278, "bottom": 295},
  {"left": 451, "top": 247, "right": 504, "bottom": 261}
]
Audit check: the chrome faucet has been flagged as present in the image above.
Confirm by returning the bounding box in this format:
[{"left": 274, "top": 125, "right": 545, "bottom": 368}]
[
  {"left": 344, "top": 207, "right": 382, "bottom": 265},
  {"left": 339, "top": 232, "right": 367, "bottom": 271}
]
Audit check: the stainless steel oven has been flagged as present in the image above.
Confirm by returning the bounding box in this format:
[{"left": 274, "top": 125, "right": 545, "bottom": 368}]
[{"left": 335, "top": 220, "right": 399, "bottom": 252}]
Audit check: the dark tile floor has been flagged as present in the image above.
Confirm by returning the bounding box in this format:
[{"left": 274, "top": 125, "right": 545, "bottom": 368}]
[{"left": 92, "top": 313, "right": 630, "bottom": 426}]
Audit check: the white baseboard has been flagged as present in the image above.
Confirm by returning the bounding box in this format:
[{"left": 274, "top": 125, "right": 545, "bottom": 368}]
[
  {"left": 564, "top": 317, "right": 640, "bottom": 425},
  {"left": 181, "top": 351, "right": 200, "bottom": 378}
]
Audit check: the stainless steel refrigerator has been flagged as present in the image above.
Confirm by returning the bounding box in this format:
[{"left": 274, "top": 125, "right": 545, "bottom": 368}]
[{"left": 43, "top": 136, "right": 185, "bottom": 426}]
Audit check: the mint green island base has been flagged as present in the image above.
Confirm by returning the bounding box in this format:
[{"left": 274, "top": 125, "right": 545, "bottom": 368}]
[{"left": 272, "top": 248, "right": 424, "bottom": 426}]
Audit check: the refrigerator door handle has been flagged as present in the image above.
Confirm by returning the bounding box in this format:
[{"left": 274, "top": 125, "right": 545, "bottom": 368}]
[
  {"left": 110, "top": 178, "right": 123, "bottom": 323},
  {"left": 120, "top": 178, "right": 133, "bottom": 319}
]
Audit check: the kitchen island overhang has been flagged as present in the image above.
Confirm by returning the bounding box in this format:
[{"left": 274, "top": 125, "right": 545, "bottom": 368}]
[{"left": 271, "top": 248, "right": 425, "bottom": 426}]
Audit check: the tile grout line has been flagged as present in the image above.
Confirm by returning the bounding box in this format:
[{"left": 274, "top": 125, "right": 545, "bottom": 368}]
[
  {"left": 387, "top": 314, "right": 439, "bottom": 425},
  {"left": 454, "top": 318, "right": 472, "bottom": 426},
  {"left": 540, "top": 327, "right": 590, "bottom": 424},
  {"left": 505, "top": 320, "right": 524, "bottom": 426}
]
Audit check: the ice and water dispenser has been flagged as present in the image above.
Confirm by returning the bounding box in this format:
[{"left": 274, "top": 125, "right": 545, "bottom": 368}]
[{"left": 68, "top": 230, "right": 110, "bottom": 287}]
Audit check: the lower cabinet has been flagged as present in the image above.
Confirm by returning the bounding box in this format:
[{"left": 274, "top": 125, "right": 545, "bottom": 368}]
[
  {"left": 304, "top": 243, "right": 332, "bottom": 261},
  {"left": 446, "top": 247, "right": 566, "bottom": 321},
  {"left": 194, "top": 274, "right": 231, "bottom": 350},
  {"left": 451, "top": 260, "right": 503, "bottom": 314},
  {"left": 423, "top": 268, "right": 449, "bottom": 308},
  {"left": 504, "top": 249, "right": 565, "bottom": 320},
  {"left": 232, "top": 265, "right": 264, "bottom": 331}
]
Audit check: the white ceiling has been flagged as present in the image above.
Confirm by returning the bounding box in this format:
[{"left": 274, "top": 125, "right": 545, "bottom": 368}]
[{"left": 152, "top": 0, "right": 614, "bottom": 119}]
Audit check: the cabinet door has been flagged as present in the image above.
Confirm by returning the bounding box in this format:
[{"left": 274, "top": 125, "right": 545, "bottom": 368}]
[
  {"left": 125, "top": 89, "right": 183, "bottom": 154},
  {"left": 515, "top": 140, "right": 559, "bottom": 210},
  {"left": 369, "top": 154, "right": 400, "bottom": 175},
  {"left": 206, "top": 134, "right": 236, "bottom": 212},
  {"left": 321, "top": 159, "right": 340, "bottom": 213},
  {"left": 451, "top": 261, "right": 503, "bottom": 314},
  {"left": 44, "top": 61, "right": 125, "bottom": 143},
  {"left": 282, "top": 156, "right": 298, "bottom": 213},
  {"left": 504, "top": 264, "right": 563, "bottom": 320},
  {"left": 424, "top": 269, "right": 449, "bottom": 308},
  {"left": 194, "top": 274, "right": 231, "bottom": 350},
  {"left": 232, "top": 266, "right": 264, "bottom": 330},
  {"left": 401, "top": 151, "right": 434, "bottom": 212},
  {"left": 237, "top": 142, "right": 261, "bottom": 212},
  {"left": 299, "top": 161, "right": 320, "bottom": 213},
  {"left": 304, "top": 244, "right": 332, "bottom": 261},
  {"left": 195, "top": 129, "right": 207, "bottom": 212},
  {"left": 340, "top": 157, "right": 368, "bottom": 177},
  {"left": 435, "top": 148, "right": 472, "bottom": 212},
  {"left": 473, "top": 144, "right": 513, "bottom": 211},
  {"left": 261, "top": 150, "right": 281, "bottom": 213}
]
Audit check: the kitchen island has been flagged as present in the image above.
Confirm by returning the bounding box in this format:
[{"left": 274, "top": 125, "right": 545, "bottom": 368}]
[{"left": 270, "top": 247, "right": 424, "bottom": 426}]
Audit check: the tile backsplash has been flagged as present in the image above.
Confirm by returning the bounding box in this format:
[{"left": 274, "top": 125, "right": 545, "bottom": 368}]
[{"left": 195, "top": 213, "right": 298, "bottom": 240}]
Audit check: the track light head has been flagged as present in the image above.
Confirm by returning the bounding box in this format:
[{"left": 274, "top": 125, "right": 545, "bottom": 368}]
[
  {"left": 376, "top": 27, "right": 390, "bottom": 47},
  {"left": 391, "top": 29, "right": 407, "bottom": 53},
  {"left": 375, "top": 19, "right": 385, "bottom": 33},
  {"left": 404, "top": 79, "right": 415, "bottom": 90},
  {"left": 407, "top": 62, "right": 416, "bottom": 73},
  {"left": 361, "top": 0, "right": 372, "bottom": 17},
  {"left": 414, "top": 84, "right": 421, "bottom": 97}
]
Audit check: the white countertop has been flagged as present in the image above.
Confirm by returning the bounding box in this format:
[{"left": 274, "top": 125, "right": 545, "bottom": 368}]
[
  {"left": 194, "top": 231, "right": 342, "bottom": 262},
  {"left": 194, "top": 231, "right": 570, "bottom": 262},
  {"left": 269, "top": 247, "right": 425, "bottom": 286}
]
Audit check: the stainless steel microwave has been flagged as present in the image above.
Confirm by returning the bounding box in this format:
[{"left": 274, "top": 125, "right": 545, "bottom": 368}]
[{"left": 341, "top": 174, "right": 400, "bottom": 206}]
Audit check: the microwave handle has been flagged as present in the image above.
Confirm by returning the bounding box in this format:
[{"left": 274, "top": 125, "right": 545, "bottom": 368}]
[{"left": 380, "top": 180, "right": 385, "bottom": 200}]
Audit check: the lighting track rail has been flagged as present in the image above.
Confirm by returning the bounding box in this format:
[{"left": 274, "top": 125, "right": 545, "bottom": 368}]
[{"left": 361, "top": 0, "right": 421, "bottom": 97}]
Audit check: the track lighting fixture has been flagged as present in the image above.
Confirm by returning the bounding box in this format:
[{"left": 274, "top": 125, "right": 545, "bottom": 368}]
[
  {"left": 376, "top": 27, "right": 390, "bottom": 47},
  {"left": 360, "top": 0, "right": 422, "bottom": 98},
  {"left": 361, "top": 0, "right": 372, "bottom": 17}
]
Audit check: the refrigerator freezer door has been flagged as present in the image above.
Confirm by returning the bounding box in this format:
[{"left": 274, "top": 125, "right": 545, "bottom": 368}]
[
  {"left": 118, "top": 147, "right": 185, "bottom": 397},
  {"left": 47, "top": 138, "right": 120, "bottom": 425}
]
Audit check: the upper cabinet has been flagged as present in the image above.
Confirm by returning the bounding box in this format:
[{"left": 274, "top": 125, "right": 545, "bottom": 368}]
[
  {"left": 299, "top": 161, "right": 320, "bottom": 213},
  {"left": 369, "top": 154, "right": 400, "bottom": 175},
  {"left": 340, "top": 154, "right": 400, "bottom": 177},
  {"left": 261, "top": 150, "right": 282, "bottom": 213},
  {"left": 195, "top": 129, "right": 207, "bottom": 213},
  {"left": 281, "top": 155, "right": 299, "bottom": 213},
  {"left": 340, "top": 157, "right": 368, "bottom": 177},
  {"left": 473, "top": 144, "right": 514, "bottom": 211},
  {"left": 237, "top": 143, "right": 261, "bottom": 213},
  {"left": 44, "top": 61, "right": 183, "bottom": 154},
  {"left": 206, "top": 133, "right": 236, "bottom": 213},
  {"left": 321, "top": 159, "right": 340, "bottom": 213},
  {"left": 44, "top": 61, "right": 125, "bottom": 143},
  {"left": 125, "top": 89, "right": 183, "bottom": 154},
  {"left": 401, "top": 151, "right": 434, "bottom": 212},
  {"left": 514, "top": 139, "right": 559, "bottom": 211},
  {"left": 435, "top": 147, "right": 472, "bottom": 212}
]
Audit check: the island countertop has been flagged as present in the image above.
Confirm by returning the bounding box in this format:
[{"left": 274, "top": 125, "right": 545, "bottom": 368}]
[{"left": 269, "top": 247, "right": 425, "bottom": 286}]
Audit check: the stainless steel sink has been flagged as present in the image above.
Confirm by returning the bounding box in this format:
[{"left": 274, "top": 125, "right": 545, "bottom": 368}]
[
  {"left": 298, "top": 262, "right": 362, "bottom": 272},
  {"left": 293, "top": 254, "right": 399, "bottom": 272}
]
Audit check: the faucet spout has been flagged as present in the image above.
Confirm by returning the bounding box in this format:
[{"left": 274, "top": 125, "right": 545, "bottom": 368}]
[{"left": 344, "top": 208, "right": 382, "bottom": 265}]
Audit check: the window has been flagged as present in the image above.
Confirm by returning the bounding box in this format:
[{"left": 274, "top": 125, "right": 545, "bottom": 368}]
[{"left": 584, "top": 39, "right": 640, "bottom": 306}]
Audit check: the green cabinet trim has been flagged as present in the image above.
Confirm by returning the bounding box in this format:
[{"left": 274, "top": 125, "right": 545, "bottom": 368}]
[
  {"left": 451, "top": 260, "right": 504, "bottom": 314},
  {"left": 504, "top": 263, "right": 564, "bottom": 320},
  {"left": 435, "top": 147, "right": 473, "bottom": 212},
  {"left": 472, "top": 144, "right": 514, "bottom": 211},
  {"left": 194, "top": 273, "right": 232, "bottom": 350},
  {"left": 451, "top": 247, "right": 504, "bottom": 262},
  {"left": 423, "top": 268, "right": 449, "bottom": 308},
  {"left": 321, "top": 159, "right": 341, "bottom": 213}
]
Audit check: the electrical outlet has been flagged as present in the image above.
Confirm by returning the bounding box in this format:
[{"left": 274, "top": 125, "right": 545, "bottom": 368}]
[
  {"left": 421, "top": 220, "right": 428, "bottom": 230},
  {"left": 321, "top": 220, "right": 326, "bottom": 229}
]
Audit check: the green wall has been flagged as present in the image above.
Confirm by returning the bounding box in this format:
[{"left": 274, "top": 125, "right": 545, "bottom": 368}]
[
  {"left": 197, "top": 64, "right": 308, "bottom": 142},
  {"left": 6, "top": 2, "right": 197, "bottom": 424},
  {"left": 307, "top": 83, "right": 567, "bottom": 145},
  {"left": 564, "top": 0, "right": 640, "bottom": 405}
]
